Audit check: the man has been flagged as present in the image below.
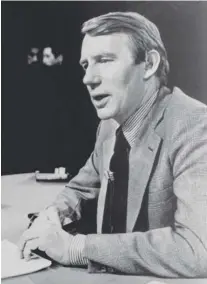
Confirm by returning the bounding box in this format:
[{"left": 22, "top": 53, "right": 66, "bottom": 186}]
[
  {"left": 42, "top": 46, "right": 63, "bottom": 66},
  {"left": 19, "top": 12, "right": 207, "bottom": 277},
  {"left": 27, "top": 47, "right": 40, "bottom": 65}
]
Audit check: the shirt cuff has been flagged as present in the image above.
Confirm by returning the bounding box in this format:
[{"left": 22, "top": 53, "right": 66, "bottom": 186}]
[{"left": 69, "top": 234, "right": 88, "bottom": 266}]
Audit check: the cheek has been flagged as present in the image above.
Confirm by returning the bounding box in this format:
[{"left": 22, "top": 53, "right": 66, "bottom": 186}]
[
  {"left": 104, "top": 63, "right": 131, "bottom": 85},
  {"left": 113, "top": 65, "right": 138, "bottom": 90},
  {"left": 106, "top": 70, "right": 130, "bottom": 91}
]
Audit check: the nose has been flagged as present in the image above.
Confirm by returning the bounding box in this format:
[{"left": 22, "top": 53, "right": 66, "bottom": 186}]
[{"left": 83, "top": 67, "right": 101, "bottom": 90}]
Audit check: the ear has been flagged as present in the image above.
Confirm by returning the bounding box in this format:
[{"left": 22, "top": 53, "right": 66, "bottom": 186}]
[{"left": 144, "top": 50, "right": 160, "bottom": 80}]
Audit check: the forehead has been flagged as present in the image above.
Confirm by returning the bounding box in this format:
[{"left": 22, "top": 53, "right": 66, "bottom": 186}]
[
  {"left": 43, "top": 47, "right": 52, "bottom": 55},
  {"left": 31, "top": 47, "right": 39, "bottom": 54},
  {"left": 80, "top": 33, "right": 132, "bottom": 60}
]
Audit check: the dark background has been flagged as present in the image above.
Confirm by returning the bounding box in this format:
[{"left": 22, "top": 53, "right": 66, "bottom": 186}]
[{"left": 2, "top": 1, "right": 207, "bottom": 175}]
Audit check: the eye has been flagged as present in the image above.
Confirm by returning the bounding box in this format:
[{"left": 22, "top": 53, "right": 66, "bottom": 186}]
[{"left": 98, "top": 58, "right": 113, "bottom": 64}]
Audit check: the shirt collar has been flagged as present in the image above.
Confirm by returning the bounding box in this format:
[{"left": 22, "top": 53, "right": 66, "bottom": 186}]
[{"left": 122, "top": 90, "right": 158, "bottom": 147}]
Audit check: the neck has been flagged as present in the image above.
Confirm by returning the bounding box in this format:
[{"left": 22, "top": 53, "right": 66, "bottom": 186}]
[
  {"left": 142, "top": 77, "right": 160, "bottom": 105},
  {"left": 115, "top": 78, "right": 160, "bottom": 126}
]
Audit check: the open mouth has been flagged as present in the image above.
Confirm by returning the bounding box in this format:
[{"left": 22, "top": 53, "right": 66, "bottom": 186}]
[
  {"left": 92, "top": 94, "right": 110, "bottom": 108},
  {"left": 93, "top": 94, "right": 109, "bottom": 101}
]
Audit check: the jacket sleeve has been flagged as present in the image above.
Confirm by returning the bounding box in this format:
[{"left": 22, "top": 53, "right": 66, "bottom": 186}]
[
  {"left": 83, "top": 106, "right": 207, "bottom": 277},
  {"left": 51, "top": 123, "right": 102, "bottom": 225}
]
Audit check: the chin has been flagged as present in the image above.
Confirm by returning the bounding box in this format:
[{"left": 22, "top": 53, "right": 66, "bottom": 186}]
[{"left": 96, "top": 109, "right": 115, "bottom": 120}]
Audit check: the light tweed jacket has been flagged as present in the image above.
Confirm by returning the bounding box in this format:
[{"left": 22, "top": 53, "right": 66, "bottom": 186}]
[{"left": 53, "top": 86, "right": 207, "bottom": 277}]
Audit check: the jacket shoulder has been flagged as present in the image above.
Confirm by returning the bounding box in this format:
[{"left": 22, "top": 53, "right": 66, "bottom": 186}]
[
  {"left": 162, "top": 87, "right": 207, "bottom": 141},
  {"left": 168, "top": 87, "right": 207, "bottom": 116}
]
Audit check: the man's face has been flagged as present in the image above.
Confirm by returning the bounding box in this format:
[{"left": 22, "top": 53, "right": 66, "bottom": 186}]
[
  {"left": 28, "top": 47, "right": 39, "bottom": 64},
  {"left": 80, "top": 33, "right": 146, "bottom": 124},
  {"left": 43, "top": 47, "right": 56, "bottom": 66}
]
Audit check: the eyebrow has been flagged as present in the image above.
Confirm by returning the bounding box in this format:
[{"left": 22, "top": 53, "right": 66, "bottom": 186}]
[{"left": 79, "top": 52, "right": 117, "bottom": 66}]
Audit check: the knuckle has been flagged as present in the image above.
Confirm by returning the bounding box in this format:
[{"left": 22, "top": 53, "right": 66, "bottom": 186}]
[
  {"left": 23, "top": 246, "right": 32, "bottom": 259},
  {"left": 23, "top": 239, "right": 38, "bottom": 258}
]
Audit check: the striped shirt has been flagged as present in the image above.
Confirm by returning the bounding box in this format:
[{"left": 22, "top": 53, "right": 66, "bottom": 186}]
[
  {"left": 68, "top": 234, "right": 88, "bottom": 266},
  {"left": 122, "top": 91, "right": 158, "bottom": 146},
  {"left": 67, "top": 90, "right": 158, "bottom": 266}
]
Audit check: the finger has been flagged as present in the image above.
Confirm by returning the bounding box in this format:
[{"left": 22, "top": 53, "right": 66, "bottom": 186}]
[
  {"left": 23, "top": 238, "right": 40, "bottom": 261},
  {"left": 18, "top": 235, "right": 32, "bottom": 259},
  {"left": 18, "top": 228, "right": 42, "bottom": 258}
]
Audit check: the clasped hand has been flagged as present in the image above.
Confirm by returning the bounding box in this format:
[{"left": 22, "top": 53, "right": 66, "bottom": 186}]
[{"left": 18, "top": 207, "right": 74, "bottom": 265}]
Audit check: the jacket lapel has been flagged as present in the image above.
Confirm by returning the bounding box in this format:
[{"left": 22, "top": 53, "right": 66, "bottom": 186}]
[
  {"left": 126, "top": 131, "right": 162, "bottom": 232},
  {"left": 97, "top": 132, "right": 116, "bottom": 233},
  {"left": 127, "top": 87, "right": 172, "bottom": 232}
]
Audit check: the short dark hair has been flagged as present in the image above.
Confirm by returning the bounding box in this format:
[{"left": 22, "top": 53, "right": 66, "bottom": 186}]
[{"left": 81, "top": 12, "right": 169, "bottom": 86}]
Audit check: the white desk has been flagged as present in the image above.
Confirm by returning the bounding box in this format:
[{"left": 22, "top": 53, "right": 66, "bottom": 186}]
[{"left": 2, "top": 173, "right": 64, "bottom": 243}]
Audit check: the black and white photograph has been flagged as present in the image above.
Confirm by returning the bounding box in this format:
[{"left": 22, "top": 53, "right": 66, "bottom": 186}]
[{"left": 1, "top": 1, "right": 207, "bottom": 283}]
